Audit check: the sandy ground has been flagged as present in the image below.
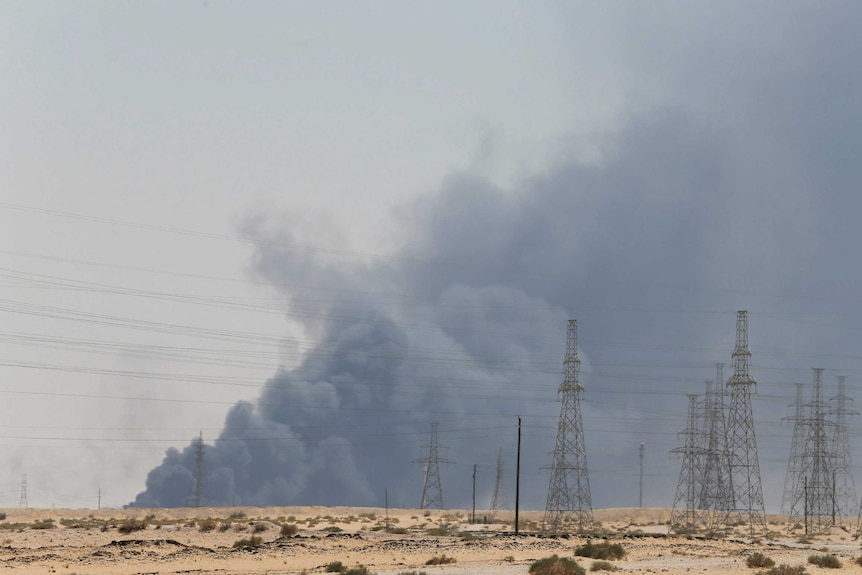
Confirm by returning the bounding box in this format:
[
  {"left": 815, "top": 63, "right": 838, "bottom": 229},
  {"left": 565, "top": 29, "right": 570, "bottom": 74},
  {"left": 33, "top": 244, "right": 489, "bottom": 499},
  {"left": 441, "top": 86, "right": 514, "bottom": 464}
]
[{"left": 0, "top": 506, "right": 860, "bottom": 574}]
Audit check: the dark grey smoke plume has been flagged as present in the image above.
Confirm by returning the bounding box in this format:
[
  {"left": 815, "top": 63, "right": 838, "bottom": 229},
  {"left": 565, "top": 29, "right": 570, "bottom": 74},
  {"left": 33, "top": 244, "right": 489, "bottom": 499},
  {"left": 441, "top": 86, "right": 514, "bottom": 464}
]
[{"left": 133, "top": 3, "right": 862, "bottom": 511}]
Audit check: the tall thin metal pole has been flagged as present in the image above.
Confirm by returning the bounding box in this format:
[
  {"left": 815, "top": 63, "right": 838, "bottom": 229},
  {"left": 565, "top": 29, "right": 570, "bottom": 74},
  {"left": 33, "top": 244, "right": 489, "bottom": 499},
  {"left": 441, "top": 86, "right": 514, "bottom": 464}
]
[
  {"left": 639, "top": 442, "right": 645, "bottom": 508},
  {"left": 515, "top": 416, "right": 521, "bottom": 534},
  {"left": 472, "top": 464, "right": 477, "bottom": 524},
  {"left": 385, "top": 488, "right": 389, "bottom": 531}
]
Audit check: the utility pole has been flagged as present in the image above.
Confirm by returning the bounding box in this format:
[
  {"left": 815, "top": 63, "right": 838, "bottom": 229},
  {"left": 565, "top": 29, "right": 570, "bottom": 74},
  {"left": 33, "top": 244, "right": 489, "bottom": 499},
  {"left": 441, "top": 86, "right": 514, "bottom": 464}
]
[
  {"left": 639, "top": 442, "right": 645, "bottom": 508},
  {"left": 515, "top": 416, "right": 521, "bottom": 534},
  {"left": 98, "top": 488, "right": 101, "bottom": 510},
  {"left": 543, "top": 319, "right": 593, "bottom": 534},
  {"left": 385, "top": 488, "right": 390, "bottom": 531},
  {"left": 472, "top": 464, "right": 477, "bottom": 524}
]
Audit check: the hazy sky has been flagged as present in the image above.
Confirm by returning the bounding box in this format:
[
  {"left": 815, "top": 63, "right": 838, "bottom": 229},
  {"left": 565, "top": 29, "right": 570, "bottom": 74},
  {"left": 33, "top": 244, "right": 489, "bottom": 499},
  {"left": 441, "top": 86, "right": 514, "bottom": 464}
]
[{"left": 2, "top": 1, "right": 862, "bottom": 512}]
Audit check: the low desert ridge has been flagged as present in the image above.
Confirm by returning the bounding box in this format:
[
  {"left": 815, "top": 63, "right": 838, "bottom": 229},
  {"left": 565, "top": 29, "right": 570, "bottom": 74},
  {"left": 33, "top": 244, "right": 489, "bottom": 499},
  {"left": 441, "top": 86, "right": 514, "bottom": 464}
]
[{"left": 0, "top": 506, "right": 860, "bottom": 574}]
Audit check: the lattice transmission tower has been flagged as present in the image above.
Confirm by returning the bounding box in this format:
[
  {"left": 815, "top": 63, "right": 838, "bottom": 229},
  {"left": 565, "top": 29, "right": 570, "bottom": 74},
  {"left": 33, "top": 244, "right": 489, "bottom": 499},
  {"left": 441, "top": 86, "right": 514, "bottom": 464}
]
[
  {"left": 543, "top": 319, "right": 593, "bottom": 534},
  {"left": 19, "top": 474, "right": 28, "bottom": 508},
  {"left": 831, "top": 376, "right": 857, "bottom": 523},
  {"left": 698, "top": 373, "right": 732, "bottom": 533},
  {"left": 416, "top": 422, "right": 451, "bottom": 509},
  {"left": 193, "top": 431, "right": 205, "bottom": 508},
  {"left": 490, "top": 447, "right": 509, "bottom": 512},
  {"left": 670, "top": 394, "right": 707, "bottom": 533},
  {"left": 781, "top": 383, "right": 807, "bottom": 519},
  {"left": 721, "top": 310, "right": 766, "bottom": 535},
  {"left": 797, "top": 368, "right": 836, "bottom": 534}
]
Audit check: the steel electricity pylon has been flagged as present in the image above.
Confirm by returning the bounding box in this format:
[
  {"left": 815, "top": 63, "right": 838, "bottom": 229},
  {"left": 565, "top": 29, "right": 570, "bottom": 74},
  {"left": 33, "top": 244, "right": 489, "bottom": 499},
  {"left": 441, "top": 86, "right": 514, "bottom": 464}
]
[
  {"left": 417, "top": 422, "right": 451, "bottom": 509},
  {"left": 670, "top": 394, "right": 707, "bottom": 533},
  {"left": 490, "top": 447, "right": 509, "bottom": 512},
  {"left": 722, "top": 310, "right": 766, "bottom": 535},
  {"left": 831, "top": 376, "right": 857, "bottom": 523},
  {"left": 19, "top": 474, "right": 28, "bottom": 508},
  {"left": 193, "top": 431, "right": 205, "bottom": 508},
  {"left": 699, "top": 375, "right": 732, "bottom": 533},
  {"left": 798, "top": 368, "right": 836, "bottom": 534},
  {"left": 543, "top": 319, "right": 593, "bottom": 534},
  {"left": 781, "top": 383, "right": 807, "bottom": 519}
]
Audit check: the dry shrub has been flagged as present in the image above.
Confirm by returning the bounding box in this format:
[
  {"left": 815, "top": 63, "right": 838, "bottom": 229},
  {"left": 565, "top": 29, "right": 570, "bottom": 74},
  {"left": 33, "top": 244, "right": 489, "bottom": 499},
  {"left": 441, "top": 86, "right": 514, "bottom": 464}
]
[
  {"left": 747, "top": 553, "right": 775, "bottom": 568},
  {"left": 117, "top": 518, "right": 147, "bottom": 534},
  {"left": 529, "top": 555, "right": 585, "bottom": 575},
  {"left": 574, "top": 541, "right": 625, "bottom": 561},
  {"left": 808, "top": 554, "right": 840, "bottom": 569},
  {"left": 232, "top": 535, "right": 263, "bottom": 549},
  {"left": 425, "top": 554, "right": 456, "bottom": 565}
]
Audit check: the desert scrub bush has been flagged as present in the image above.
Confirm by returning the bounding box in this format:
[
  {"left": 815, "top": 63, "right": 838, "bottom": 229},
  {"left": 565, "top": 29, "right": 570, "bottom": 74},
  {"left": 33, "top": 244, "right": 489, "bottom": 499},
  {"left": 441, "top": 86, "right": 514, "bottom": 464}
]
[
  {"left": 395, "top": 572, "right": 428, "bottom": 575},
  {"left": 325, "top": 561, "right": 346, "bottom": 573},
  {"left": 590, "top": 560, "right": 619, "bottom": 572},
  {"left": 232, "top": 535, "right": 263, "bottom": 549},
  {"left": 759, "top": 566, "right": 807, "bottom": 575},
  {"left": 117, "top": 518, "right": 147, "bottom": 534},
  {"left": 228, "top": 511, "right": 246, "bottom": 520},
  {"left": 529, "top": 555, "right": 585, "bottom": 575},
  {"left": 574, "top": 541, "right": 625, "bottom": 561},
  {"left": 747, "top": 553, "right": 775, "bottom": 568},
  {"left": 218, "top": 522, "right": 231, "bottom": 532},
  {"left": 322, "top": 526, "right": 343, "bottom": 532},
  {"left": 387, "top": 526, "right": 408, "bottom": 534},
  {"left": 808, "top": 554, "right": 841, "bottom": 568},
  {"left": 280, "top": 523, "right": 298, "bottom": 537},
  {"left": 0, "top": 513, "right": 6, "bottom": 521},
  {"left": 30, "top": 519, "right": 56, "bottom": 530},
  {"left": 198, "top": 518, "right": 217, "bottom": 533},
  {"left": 425, "top": 554, "right": 456, "bottom": 565},
  {"left": 344, "top": 566, "right": 373, "bottom": 575},
  {"left": 251, "top": 522, "right": 267, "bottom": 533}
]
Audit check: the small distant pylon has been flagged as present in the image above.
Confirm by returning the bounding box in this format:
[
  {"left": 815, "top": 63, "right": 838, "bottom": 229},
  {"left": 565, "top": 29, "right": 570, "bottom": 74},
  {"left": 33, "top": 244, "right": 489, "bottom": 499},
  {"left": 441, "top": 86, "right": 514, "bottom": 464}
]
[
  {"left": 699, "top": 374, "right": 732, "bottom": 533},
  {"left": 416, "top": 423, "right": 451, "bottom": 509},
  {"left": 670, "top": 394, "right": 707, "bottom": 533},
  {"left": 799, "top": 368, "right": 836, "bottom": 534},
  {"left": 831, "top": 376, "right": 857, "bottom": 523},
  {"left": 721, "top": 310, "right": 766, "bottom": 535},
  {"left": 193, "top": 431, "right": 205, "bottom": 507},
  {"left": 490, "top": 447, "right": 509, "bottom": 512},
  {"left": 543, "top": 319, "right": 593, "bottom": 535},
  {"left": 19, "top": 474, "right": 28, "bottom": 508},
  {"left": 781, "top": 383, "right": 807, "bottom": 520}
]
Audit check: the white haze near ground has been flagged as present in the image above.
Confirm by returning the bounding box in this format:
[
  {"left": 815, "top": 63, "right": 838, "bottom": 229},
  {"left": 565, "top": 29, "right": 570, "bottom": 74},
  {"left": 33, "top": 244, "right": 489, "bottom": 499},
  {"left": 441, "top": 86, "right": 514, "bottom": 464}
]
[{"left": 1, "top": 2, "right": 862, "bottom": 512}]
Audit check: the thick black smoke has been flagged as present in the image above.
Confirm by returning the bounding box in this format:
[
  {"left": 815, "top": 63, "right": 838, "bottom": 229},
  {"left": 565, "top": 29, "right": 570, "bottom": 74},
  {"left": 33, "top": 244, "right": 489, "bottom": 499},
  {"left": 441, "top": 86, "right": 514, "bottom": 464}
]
[{"left": 132, "top": 3, "right": 862, "bottom": 511}]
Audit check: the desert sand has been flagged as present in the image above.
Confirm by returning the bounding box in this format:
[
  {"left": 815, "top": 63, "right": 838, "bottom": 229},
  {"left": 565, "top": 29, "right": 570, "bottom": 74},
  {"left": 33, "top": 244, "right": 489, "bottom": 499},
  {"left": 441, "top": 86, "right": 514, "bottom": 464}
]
[{"left": 0, "top": 506, "right": 860, "bottom": 574}]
